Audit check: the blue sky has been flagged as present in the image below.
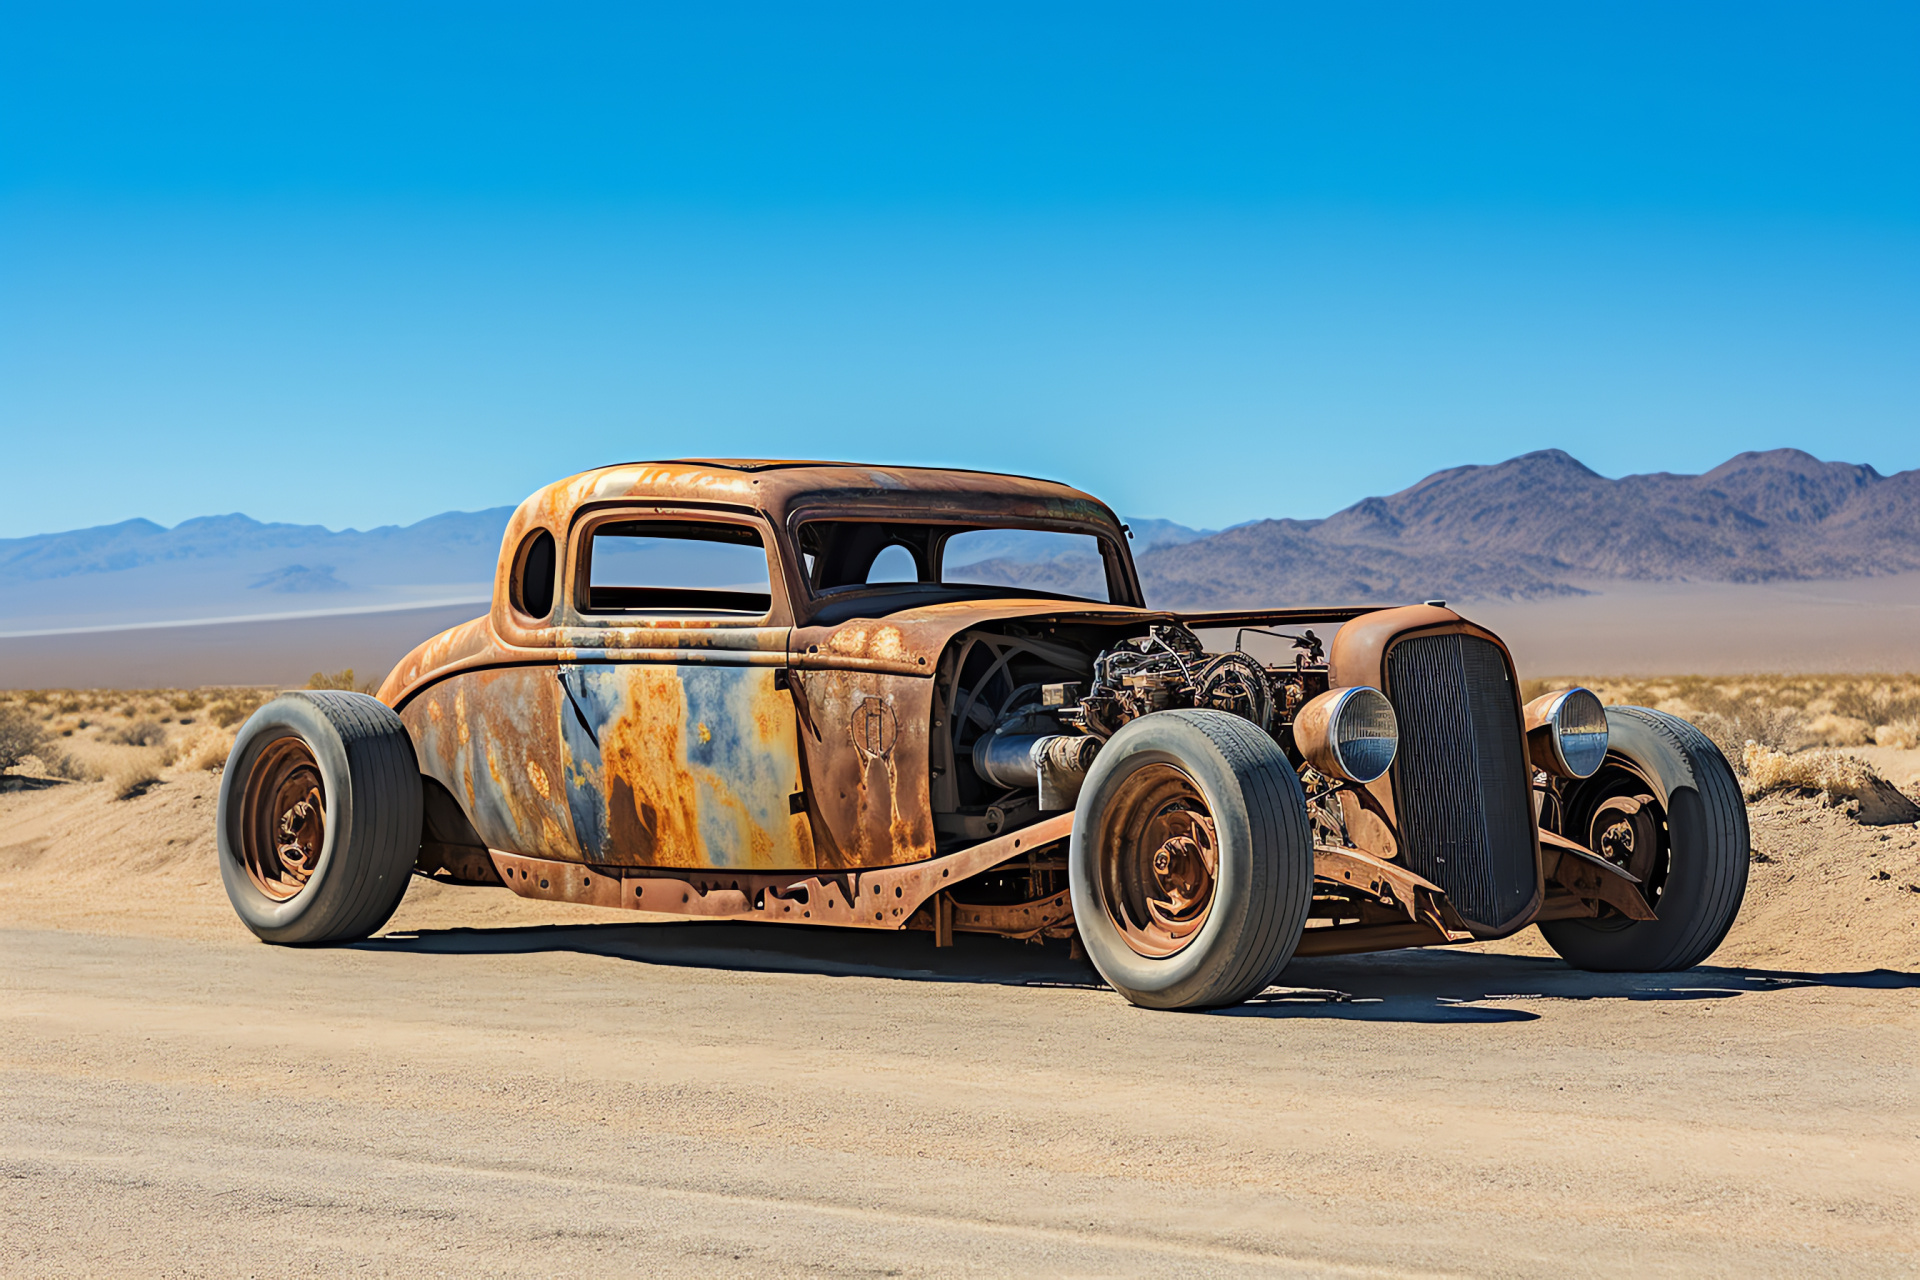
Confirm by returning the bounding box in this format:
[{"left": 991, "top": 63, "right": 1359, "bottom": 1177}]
[{"left": 2, "top": 2, "right": 1916, "bottom": 538}]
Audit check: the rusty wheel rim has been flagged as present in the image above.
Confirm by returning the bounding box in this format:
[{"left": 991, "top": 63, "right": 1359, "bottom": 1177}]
[
  {"left": 1097, "top": 763, "right": 1218, "bottom": 958},
  {"left": 239, "top": 737, "right": 327, "bottom": 901}
]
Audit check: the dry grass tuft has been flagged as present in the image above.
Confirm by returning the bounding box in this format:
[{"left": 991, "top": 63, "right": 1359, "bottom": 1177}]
[
  {"left": 1743, "top": 744, "right": 1878, "bottom": 796},
  {"left": 206, "top": 691, "right": 269, "bottom": 728},
  {"left": 1830, "top": 684, "right": 1920, "bottom": 726},
  {"left": 1742, "top": 743, "right": 1920, "bottom": 825},
  {"left": 33, "top": 746, "right": 96, "bottom": 782},
  {"left": 107, "top": 759, "right": 164, "bottom": 800},
  {"left": 0, "top": 704, "right": 48, "bottom": 772},
  {"left": 112, "top": 719, "right": 170, "bottom": 748},
  {"left": 305, "top": 668, "right": 379, "bottom": 693},
  {"left": 1874, "top": 718, "right": 1920, "bottom": 750},
  {"left": 177, "top": 726, "right": 238, "bottom": 772}
]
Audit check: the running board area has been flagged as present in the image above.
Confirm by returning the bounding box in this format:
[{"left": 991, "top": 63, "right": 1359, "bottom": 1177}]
[{"left": 488, "top": 812, "right": 1076, "bottom": 930}]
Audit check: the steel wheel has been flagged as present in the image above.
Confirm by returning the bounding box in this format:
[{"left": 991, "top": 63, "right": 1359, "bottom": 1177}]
[
  {"left": 239, "top": 737, "right": 327, "bottom": 901},
  {"left": 218, "top": 691, "right": 423, "bottom": 944},
  {"left": 1096, "top": 763, "right": 1220, "bottom": 958},
  {"left": 1069, "top": 709, "right": 1313, "bottom": 1009},
  {"left": 1539, "top": 706, "right": 1749, "bottom": 972}
]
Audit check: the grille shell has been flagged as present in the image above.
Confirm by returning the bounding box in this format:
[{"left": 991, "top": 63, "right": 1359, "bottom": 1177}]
[{"left": 1385, "top": 632, "right": 1538, "bottom": 932}]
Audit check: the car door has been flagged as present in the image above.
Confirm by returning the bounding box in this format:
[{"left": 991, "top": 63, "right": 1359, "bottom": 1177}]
[{"left": 551, "top": 508, "right": 815, "bottom": 871}]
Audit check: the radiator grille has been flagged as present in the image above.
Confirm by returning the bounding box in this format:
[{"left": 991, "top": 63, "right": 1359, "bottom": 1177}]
[{"left": 1386, "top": 633, "right": 1536, "bottom": 930}]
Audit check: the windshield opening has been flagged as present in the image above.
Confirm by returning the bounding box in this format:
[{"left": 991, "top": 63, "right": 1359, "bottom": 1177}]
[{"left": 794, "top": 519, "right": 1118, "bottom": 605}]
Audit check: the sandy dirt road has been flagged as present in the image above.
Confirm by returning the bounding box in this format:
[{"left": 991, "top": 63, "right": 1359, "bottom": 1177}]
[
  {"left": 3, "top": 922, "right": 1915, "bottom": 1276},
  {"left": 1, "top": 771, "right": 1917, "bottom": 1276}
]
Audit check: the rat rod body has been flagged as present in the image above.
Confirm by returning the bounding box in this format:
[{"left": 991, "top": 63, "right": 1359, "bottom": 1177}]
[{"left": 216, "top": 461, "right": 1749, "bottom": 1009}]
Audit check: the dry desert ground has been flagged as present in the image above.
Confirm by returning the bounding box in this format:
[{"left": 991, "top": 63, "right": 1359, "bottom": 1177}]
[{"left": 0, "top": 680, "right": 1916, "bottom": 1276}]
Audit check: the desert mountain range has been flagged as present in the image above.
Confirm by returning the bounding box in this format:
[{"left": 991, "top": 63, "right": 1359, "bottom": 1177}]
[
  {"left": 960, "top": 448, "right": 1920, "bottom": 607},
  {"left": 0, "top": 510, "right": 513, "bottom": 634},
  {"left": 1132, "top": 447, "right": 1920, "bottom": 608},
  {"left": 2, "top": 449, "right": 1915, "bottom": 633}
]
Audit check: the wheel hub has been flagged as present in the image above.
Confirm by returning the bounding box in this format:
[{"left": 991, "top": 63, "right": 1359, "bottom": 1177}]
[
  {"left": 275, "top": 789, "right": 324, "bottom": 879},
  {"left": 1589, "top": 793, "right": 1659, "bottom": 885},
  {"left": 1098, "top": 764, "right": 1219, "bottom": 958},
  {"left": 1147, "top": 822, "right": 1216, "bottom": 929}
]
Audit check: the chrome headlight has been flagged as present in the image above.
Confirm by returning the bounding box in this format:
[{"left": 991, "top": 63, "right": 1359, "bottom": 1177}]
[
  {"left": 1527, "top": 687, "right": 1609, "bottom": 778},
  {"left": 1294, "top": 686, "right": 1399, "bottom": 784}
]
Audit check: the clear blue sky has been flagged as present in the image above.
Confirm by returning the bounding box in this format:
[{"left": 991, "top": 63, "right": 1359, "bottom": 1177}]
[{"left": 2, "top": 2, "right": 1915, "bottom": 538}]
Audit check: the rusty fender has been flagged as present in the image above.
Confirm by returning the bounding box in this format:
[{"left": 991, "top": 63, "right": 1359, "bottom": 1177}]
[
  {"left": 490, "top": 812, "right": 1076, "bottom": 928},
  {"left": 1534, "top": 829, "right": 1656, "bottom": 922},
  {"left": 1293, "top": 845, "right": 1477, "bottom": 957},
  {"left": 1312, "top": 846, "right": 1469, "bottom": 930}
]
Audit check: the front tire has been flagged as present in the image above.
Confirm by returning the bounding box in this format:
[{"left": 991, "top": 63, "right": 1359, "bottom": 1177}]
[
  {"left": 1539, "top": 706, "right": 1749, "bottom": 971},
  {"left": 1069, "top": 709, "right": 1313, "bottom": 1010},
  {"left": 217, "top": 691, "right": 423, "bottom": 944}
]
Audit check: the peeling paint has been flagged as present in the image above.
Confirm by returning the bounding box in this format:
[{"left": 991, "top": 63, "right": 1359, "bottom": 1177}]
[
  {"left": 558, "top": 663, "right": 813, "bottom": 869},
  {"left": 402, "top": 668, "right": 578, "bottom": 862}
]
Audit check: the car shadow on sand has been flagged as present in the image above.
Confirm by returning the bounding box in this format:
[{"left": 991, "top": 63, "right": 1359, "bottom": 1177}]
[{"left": 358, "top": 919, "right": 1917, "bottom": 1025}]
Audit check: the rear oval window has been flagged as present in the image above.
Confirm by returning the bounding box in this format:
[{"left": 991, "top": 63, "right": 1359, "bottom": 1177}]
[{"left": 513, "top": 529, "right": 557, "bottom": 620}]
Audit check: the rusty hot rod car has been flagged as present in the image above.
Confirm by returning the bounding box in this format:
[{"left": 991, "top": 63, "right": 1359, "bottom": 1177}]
[{"left": 217, "top": 462, "right": 1749, "bottom": 1009}]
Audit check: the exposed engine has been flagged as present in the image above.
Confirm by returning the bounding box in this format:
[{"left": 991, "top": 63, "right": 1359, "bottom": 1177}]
[
  {"left": 1070, "top": 623, "right": 1328, "bottom": 740},
  {"left": 934, "top": 620, "right": 1347, "bottom": 848}
]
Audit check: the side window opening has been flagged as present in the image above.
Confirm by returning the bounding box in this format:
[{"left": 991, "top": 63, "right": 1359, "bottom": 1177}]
[
  {"left": 512, "top": 529, "right": 557, "bottom": 620},
  {"left": 579, "top": 519, "right": 772, "bottom": 615}
]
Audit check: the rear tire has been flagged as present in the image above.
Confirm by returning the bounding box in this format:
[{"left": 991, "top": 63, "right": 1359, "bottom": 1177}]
[
  {"left": 1069, "top": 709, "right": 1313, "bottom": 1010},
  {"left": 217, "top": 691, "right": 423, "bottom": 944},
  {"left": 1539, "top": 706, "right": 1749, "bottom": 972}
]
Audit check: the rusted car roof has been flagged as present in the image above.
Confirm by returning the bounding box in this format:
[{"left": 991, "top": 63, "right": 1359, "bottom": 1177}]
[{"left": 524, "top": 459, "right": 1114, "bottom": 513}]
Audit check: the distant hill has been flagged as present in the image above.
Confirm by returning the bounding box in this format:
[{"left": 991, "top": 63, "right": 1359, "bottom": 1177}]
[
  {"left": 5, "top": 449, "right": 1915, "bottom": 633},
  {"left": 1315, "top": 448, "right": 1919, "bottom": 576}
]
